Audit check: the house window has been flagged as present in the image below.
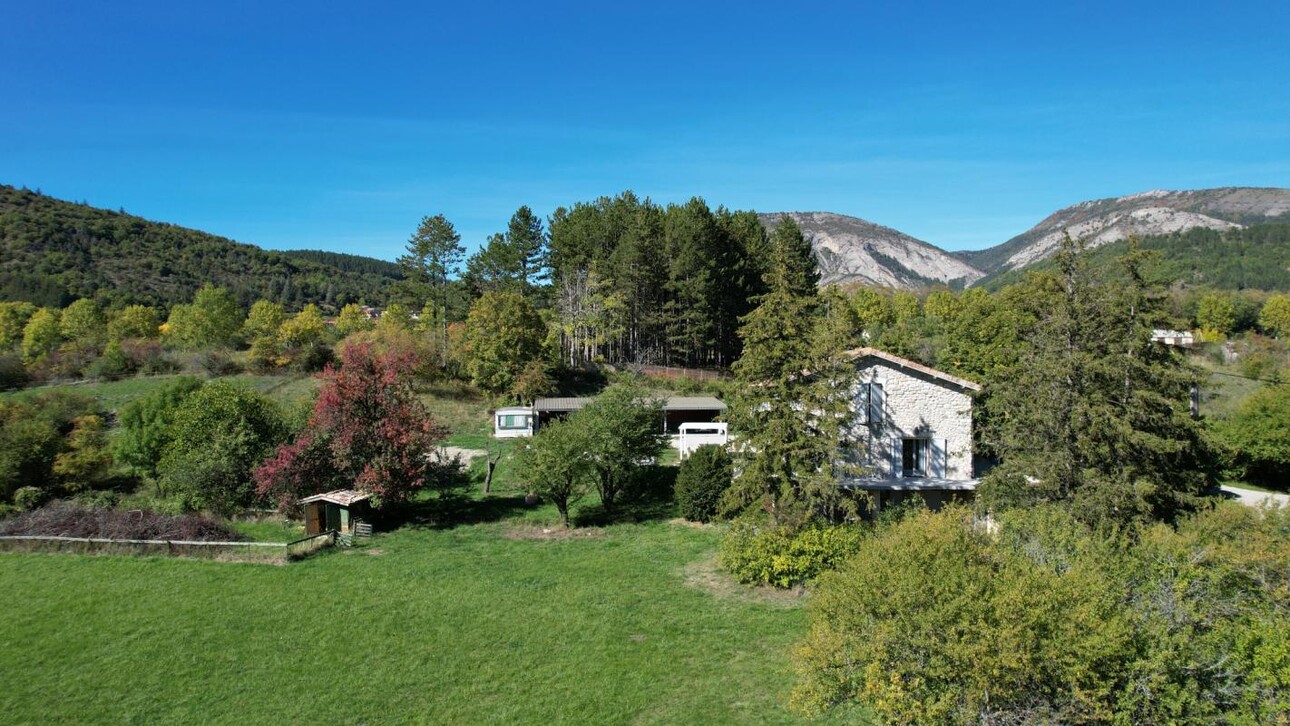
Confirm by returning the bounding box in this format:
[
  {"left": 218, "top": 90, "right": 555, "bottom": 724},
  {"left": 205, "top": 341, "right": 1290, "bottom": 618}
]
[{"left": 901, "top": 438, "right": 928, "bottom": 478}]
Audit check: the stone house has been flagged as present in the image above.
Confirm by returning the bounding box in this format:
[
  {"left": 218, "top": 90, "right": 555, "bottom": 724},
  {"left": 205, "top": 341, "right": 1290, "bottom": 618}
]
[{"left": 838, "top": 348, "right": 982, "bottom": 510}]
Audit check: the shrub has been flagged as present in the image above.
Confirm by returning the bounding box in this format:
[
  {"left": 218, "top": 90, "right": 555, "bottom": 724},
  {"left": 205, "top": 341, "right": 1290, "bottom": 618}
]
[
  {"left": 13, "top": 486, "right": 44, "bottom": 511},
  {"left": 198, "top": 350, "right": 242, "bottom": 376},
  {"left": 675, "top": 445, "right": 732, "bottom": 522},
  {"left": 792, "top": 504, "right": 1290, "bottom": 723},
  {"left": 86, "top": 340, "right": 133, "bottom": 380},
  {"left": 121, "top": 339, "right": 177, "bottom": 375},
  {"left": 719, "top": 518, "right": 865, "bottom": 588},
  {"left": 1214, "top": 384, "right": 1290, "bottom": 487},
  {"left": 0, "top": 390, "right": 101, "bottom": 503},
  {"left": 114, "top": 376, "right": 204, "bottom": 478}
]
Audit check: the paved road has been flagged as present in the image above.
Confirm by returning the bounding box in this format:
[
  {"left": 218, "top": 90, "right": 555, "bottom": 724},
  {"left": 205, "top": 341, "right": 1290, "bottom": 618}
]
[{"left": 1220, "top": 485, "right": 1290, "bottom": 508}]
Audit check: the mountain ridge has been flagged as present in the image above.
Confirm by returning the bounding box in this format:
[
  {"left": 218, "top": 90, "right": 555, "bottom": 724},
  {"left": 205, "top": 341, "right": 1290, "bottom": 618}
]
[
  {"left": 758, "top": 211, "right": 984, "bottom": 290},
  {"left": 963, "top": 187, "right": 1290, "bottom": 280}
]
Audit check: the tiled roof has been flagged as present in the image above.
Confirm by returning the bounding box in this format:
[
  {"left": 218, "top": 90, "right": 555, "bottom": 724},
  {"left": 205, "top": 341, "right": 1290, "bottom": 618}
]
[{"left": 843, "top": 347, "right": 983, "bottom": 392}]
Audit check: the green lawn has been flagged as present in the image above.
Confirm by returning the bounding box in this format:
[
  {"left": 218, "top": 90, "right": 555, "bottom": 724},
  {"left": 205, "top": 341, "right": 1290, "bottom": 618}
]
[{"left": 0, "top": 513, "right": 865, "bottom": 725}]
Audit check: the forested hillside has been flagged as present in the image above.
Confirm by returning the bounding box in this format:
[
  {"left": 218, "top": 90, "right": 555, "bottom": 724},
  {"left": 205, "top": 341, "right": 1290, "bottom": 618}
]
[
  {"left": 980, "top": 223, "right": 1290, "bottom": 291},
  {"left": 0, "top": 185, "right": 401, "bottom": 309},
  {"left": 281, "top": 249, "right": 402, "bottom": 278}
]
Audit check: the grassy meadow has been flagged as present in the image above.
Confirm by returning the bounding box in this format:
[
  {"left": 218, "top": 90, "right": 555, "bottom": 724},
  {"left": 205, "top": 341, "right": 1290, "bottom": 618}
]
[
  {"left": 0, "top": 372, "right": 870, "bottom": 724},
  {"left": 0, "top": 511, "right": 869, "bottom": 724}
]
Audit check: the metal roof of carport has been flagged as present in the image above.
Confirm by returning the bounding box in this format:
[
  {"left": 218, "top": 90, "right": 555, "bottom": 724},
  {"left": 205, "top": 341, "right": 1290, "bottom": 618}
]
[{"left": 532, "top": 396, "right": 726, "bottom": 412}]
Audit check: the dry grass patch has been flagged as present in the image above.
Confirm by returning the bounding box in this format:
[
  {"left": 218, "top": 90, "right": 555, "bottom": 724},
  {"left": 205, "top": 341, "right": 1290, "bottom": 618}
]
[
  {"left": 503, "top": 524, "right": 608, "bottom": 541},
  {"left": 681, "top": 555, "right": 807, "bottom": 607}
]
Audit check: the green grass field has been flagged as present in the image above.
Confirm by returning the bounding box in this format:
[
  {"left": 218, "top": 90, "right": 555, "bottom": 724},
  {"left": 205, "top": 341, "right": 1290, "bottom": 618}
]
[
  {"left": 0, "top": 373, "right": 874, "bottom": 723},
  {"left": 0, "top": 512, "right": 867, "bottom": 724}
]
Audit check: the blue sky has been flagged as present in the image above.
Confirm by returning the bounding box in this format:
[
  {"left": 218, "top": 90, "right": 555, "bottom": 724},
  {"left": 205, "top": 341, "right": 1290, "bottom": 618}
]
[{"left": 3, "top": 1, "right": 1288, "bottom": 259}]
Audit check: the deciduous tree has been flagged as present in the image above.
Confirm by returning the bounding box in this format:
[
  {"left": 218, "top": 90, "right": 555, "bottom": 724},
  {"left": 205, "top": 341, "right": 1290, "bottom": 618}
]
[
  {"left": 0, "top": 302, "right": 37, "bottom": 350},
  {"left": 242, "top": 300, "right": 286, "bottom": 340},
  {"left": 576, "top": 385, "right": 667, "bottom": 509},
  {"left": 58, "top": 299, "right": 104, "bottom": 344},
  {"left": 335, "top": 303, "right": 374, "bottom": 336},
  {"left": 21, "top": 308, "right": 61, "bottom": 363},
  {"left": 518, "top": 418, "right": 593, "bottom": 527},
  {"left": 159, "top": 381, "right": 288, "bottom": 514},
  {"left": 1258, "top": 293, "right": 1290, "bottom": 338},
  {"left": 461, "top": 291, "right": 546, "bottom": 395},
  {"left": 107, "top": 305, "right": 160, "bottom": 341},
  {"left": 254, "top": 342, "right": 450, "bottom": 508}
]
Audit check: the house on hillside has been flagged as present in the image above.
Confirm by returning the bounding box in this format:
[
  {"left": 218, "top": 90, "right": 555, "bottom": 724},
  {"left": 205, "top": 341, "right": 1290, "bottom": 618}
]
[{"left": 839, "top": 348, "right": 982, "bottom": 511}]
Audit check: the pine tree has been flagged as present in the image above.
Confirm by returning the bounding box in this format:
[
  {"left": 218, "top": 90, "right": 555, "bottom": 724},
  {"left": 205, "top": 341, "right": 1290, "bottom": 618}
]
[
  {"left": 724, "top": 225, "right": 857, "bottom": 527},
  {"left": 400, "top": 214, "right": 464, "bottom": 365},
  {"left": 979, "top": 237, "right": 1214, "bottom": 527},
  {"left": 506, "top": 205, "right": 549, "bottom": 290}
]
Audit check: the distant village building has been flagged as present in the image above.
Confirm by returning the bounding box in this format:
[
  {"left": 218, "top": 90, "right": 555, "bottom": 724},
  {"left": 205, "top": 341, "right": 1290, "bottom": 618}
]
[{"left": 839, "top": 348, "right": 982, "bottom": 511}]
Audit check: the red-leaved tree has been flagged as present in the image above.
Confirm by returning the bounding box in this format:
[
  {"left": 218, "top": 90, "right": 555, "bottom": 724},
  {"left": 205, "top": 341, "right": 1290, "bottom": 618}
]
[{"left": 255, "top": 342, "right": 449, "bottom": 509}]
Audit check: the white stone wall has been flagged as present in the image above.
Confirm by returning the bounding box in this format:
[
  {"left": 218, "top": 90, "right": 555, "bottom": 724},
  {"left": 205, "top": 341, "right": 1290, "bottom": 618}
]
[{"left": 851, "top": 359, "right": 974, "bottom": 480}]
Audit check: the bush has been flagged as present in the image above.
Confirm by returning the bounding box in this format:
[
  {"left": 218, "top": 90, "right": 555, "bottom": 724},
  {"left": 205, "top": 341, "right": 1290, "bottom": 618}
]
[
  {"left": 1214, "top": 384, "right": 1290, "bottom": 488},
  {"left": 13, "top": 486, "right": 44, "bottom": 511},
  {"left": 0, "top": 390, "right": 102, "bottom": 503},
  {"left": 121, "top": 339, "right": 177, "bottom": 375},
  {"left": 675, "top": 445, "right": 731, "bottom": 522},
  {"left": 114, "top": 376, "right": 204, "bottom": 478},
  {"left": 86, "top": 340, "right": 133, "bottom": 380},
  {"left": 719, "top": 518, "right": 865, "bottom": 588},
  {"left": 198, "top": 349, "right": 242, "bottom": 376},
  {"left": 792, "top": 504, "right": 1290, "bottom": 723}
]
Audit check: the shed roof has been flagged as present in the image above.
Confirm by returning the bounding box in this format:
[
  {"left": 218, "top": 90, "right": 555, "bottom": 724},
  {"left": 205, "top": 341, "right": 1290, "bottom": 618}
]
[
  {"left": 843, "top": 347, "right": 982, "bottom": 392},
  {"left": 298, "top": 490, "right": 372, "bottom": 506},
  {"left": 532, "top": 395, "right": 726, "bottom": 413}
]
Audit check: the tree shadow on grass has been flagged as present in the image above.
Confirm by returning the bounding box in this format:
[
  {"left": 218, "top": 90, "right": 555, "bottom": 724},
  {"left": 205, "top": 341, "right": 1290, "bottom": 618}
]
[
  {"left": 572, "top": 498, "right": 678, "bottom": 527},
  {"left": 573, "top": 465, "right": 678, "bottom": 527},
  {"left": 380, "top": 493, "right": 535, "bottom": 531}
]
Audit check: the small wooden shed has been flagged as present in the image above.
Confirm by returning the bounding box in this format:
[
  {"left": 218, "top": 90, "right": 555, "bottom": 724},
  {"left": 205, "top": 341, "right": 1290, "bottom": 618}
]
[{"left": 300, "top": 490, "right": 372, "bottom": 535}]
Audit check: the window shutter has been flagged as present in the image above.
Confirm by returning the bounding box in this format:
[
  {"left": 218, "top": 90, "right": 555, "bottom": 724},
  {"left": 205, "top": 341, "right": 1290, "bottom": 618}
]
[
  {"left": 869, "top": 383, "right": 884, "bottom": 427},
  {"left": 890, "top": 436, "right": 903, "bottom": 478},
  {"left": 855, "top": 384, "right": 870, "bottom": 425},
  {"left": 932, "top": 438, "right": 948, "bottom": 478}
]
